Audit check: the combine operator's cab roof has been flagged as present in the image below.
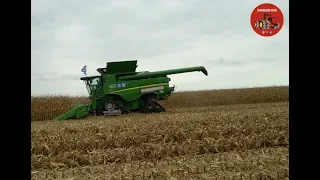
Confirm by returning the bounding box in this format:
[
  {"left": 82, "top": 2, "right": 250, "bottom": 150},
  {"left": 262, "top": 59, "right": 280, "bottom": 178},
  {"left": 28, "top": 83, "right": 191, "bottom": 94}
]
[{"left": 80, "top": 76, "right": 101, "bottom": 81}]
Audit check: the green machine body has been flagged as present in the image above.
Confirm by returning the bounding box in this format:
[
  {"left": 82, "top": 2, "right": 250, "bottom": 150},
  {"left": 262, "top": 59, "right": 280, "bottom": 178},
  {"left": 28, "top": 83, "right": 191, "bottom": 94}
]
[{"left": 54, "top": 60, "right": 208, "bottom": 120}]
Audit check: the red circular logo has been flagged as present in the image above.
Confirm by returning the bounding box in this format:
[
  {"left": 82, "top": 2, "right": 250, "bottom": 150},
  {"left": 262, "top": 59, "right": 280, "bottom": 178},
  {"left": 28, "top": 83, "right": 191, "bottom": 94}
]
[{"left": 250, "top": 3, "right": 284, "bottom": 37}]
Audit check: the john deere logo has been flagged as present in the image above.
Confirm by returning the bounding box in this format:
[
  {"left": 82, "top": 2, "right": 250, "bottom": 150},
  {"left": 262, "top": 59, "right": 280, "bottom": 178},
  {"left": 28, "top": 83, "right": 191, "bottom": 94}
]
[{"left": 250, "top": 3, "right": 284, "bottom": 37}]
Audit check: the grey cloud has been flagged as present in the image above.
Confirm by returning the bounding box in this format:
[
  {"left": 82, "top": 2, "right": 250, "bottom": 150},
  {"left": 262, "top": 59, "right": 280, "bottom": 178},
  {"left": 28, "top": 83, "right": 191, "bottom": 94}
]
[
  {"left": 206, "top": 57, "right": 246, "bottom": 67},
  {"left": 205, "top": 55, "right": 281, "bottom": 68},
  {"left": 32, "top": 73, "right": 81, "bottom": 81}
]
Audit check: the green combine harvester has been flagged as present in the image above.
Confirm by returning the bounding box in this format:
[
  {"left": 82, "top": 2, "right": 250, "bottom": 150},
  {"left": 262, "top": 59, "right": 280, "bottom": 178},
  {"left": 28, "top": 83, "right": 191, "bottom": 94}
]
[{"left": 54, "top": 60, "right": 208, "bottom": 120}]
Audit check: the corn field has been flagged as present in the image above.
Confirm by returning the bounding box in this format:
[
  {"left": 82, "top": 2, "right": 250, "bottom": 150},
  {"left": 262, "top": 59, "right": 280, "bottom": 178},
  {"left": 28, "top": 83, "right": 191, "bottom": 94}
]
[{"left": 31, "top": 86, "right": 289, "bottom": 179}]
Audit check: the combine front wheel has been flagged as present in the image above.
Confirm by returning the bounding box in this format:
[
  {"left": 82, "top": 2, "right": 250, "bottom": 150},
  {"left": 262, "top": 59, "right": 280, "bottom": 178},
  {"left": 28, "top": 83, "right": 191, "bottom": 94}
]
[
  {"left": 103, "top": 100, "right": 126, "bottom": 116},
  {"left": 105, "top": 101, "right": 116, "bottom": 111}
]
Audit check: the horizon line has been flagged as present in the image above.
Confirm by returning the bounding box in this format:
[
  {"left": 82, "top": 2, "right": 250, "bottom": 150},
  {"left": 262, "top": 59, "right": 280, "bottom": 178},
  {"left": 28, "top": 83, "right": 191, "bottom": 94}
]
[{"left": 31, "top": 85, "right": 288, "bottom": 97}]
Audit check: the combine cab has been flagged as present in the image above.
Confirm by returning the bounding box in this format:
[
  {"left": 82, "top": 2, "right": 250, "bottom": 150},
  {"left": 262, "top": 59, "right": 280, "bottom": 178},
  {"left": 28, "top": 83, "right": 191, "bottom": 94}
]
[{"left": 54, "top": 60, "right": 208, "bottom": 120}]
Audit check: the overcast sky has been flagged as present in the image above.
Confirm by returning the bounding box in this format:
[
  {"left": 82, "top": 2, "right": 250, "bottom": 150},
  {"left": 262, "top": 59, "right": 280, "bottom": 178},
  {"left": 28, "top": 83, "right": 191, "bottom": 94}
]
[{"left": 31, "top": 0, "right": 289, "bottom": 96}]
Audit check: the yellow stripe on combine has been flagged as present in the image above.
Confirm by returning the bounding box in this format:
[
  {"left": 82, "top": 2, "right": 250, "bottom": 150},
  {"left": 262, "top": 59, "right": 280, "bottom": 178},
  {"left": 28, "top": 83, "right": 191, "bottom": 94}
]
[{"left": 109, "top": 83, "right": 168, "bottom": 93}]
